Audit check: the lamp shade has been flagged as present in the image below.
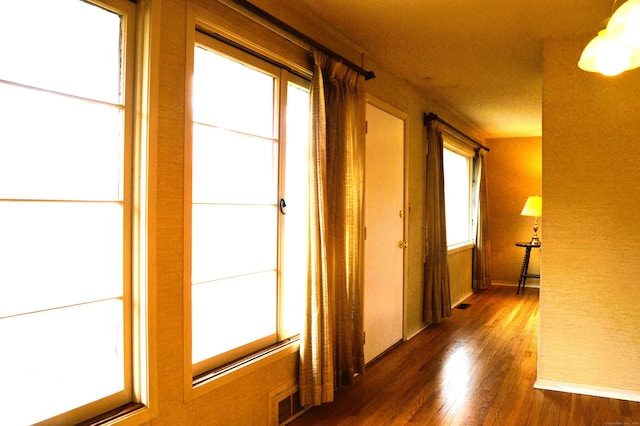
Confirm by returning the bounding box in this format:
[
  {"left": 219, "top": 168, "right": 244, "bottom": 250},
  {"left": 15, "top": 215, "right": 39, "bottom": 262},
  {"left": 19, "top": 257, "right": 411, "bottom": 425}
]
[
  {"left": 578, "top": 29, "right": 640, "bottom": 76},
  {"left": 520, "top": 196, "right": 542, "bottom": 217},
  {"left": 578, "top": 0, "right": 640, "bottom": 76},
  {"left": 607, "top": 0, "right": 640, "bottom": 49}
]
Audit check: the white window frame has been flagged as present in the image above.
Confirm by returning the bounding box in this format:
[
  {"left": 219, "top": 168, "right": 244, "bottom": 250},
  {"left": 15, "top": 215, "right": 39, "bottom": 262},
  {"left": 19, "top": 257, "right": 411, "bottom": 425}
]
[
  {"left": 442, "top": 133, "right": 475, "bottom": 251},
  {"left": 184, "top": 7, "right": 313, "bottom": 399},
  {"left": 0, "top": 0, "right": 153, "bottom": 424}
]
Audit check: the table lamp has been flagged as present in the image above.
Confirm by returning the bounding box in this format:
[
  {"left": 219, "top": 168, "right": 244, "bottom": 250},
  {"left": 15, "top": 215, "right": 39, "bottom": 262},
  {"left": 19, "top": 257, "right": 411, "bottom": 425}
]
[{"left": 521, "top": 196, "right": 542, "bottom": 245}]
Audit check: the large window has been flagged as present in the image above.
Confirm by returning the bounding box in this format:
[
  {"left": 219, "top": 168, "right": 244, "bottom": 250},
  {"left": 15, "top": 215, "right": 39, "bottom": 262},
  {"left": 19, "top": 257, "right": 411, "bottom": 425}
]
[
  {"left": 443, "top": 137, "right": 474, "bottom": 248},
  {"left": 190, "top": 34, "right": 309, "bottom": 376},
  {"left": 0, "top": 0, "right": 141, "bottom": 424}
]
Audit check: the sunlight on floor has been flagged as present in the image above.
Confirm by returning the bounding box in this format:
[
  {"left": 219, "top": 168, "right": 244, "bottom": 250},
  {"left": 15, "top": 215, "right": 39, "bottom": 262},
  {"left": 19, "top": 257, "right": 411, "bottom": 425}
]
[{"left": 442, "top": 346, "right": 471, "bottom": 405}]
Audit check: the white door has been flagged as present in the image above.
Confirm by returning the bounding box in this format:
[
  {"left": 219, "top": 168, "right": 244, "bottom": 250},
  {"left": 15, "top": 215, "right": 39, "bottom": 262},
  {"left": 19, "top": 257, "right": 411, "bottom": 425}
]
[{"left": 364, "top": 101, "right": 405, "bottom": 363}]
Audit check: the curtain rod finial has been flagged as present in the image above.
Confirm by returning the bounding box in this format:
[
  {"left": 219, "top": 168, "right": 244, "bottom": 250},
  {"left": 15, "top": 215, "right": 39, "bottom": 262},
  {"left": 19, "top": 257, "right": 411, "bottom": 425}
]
[{"left": 424, "top": 112, "right": 438, "bottom": 126}]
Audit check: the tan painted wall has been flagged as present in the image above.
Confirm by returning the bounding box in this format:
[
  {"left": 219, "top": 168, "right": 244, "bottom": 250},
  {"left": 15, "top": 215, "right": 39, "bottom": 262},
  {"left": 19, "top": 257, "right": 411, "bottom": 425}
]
[
  {"left": 250, "top": 2, "right": 486, "bottom": 339},
  {"left": 362, "top": 58, "right": 483, "bottom": 338},
  {"left": 361, "top": 58, "right": 435, "bottom": 339},
  {"left": 145, "top": 0, "right": 485, "bottom": 424},
  {"left": 485, "top": 137, "right": 542, "bottom": 285},
  {"left": 150, "top": 2, "right": 304, "bottom": 423},
  {"left": 448, "top": 247, "right": 473, "bottom": 307},
  {"left": 538, "top": 38, "right": 640, "bottom": 395}
]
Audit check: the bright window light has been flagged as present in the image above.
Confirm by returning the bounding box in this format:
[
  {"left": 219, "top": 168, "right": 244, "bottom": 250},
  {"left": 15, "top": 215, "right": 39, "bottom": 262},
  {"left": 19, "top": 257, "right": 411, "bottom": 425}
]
[
  {"left": 443, "top": 147, "right": 472, "bottom": 247},
  {"left": 191, "top": 39, "right": 309, "bottom": 373},
  {"left": 0, "top": 0, "right": 133, "bottom": 424}
]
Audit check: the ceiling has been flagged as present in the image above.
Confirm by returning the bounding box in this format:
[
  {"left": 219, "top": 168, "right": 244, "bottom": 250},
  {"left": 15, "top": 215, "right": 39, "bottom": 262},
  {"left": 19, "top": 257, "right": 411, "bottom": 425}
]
[{"left": 291, "top": 0, "right": 612, "bottom": 138}]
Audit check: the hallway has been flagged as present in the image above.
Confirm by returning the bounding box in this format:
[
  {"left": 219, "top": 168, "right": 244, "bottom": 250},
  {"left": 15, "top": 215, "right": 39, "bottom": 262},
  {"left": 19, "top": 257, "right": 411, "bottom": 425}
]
[{"left": 291, "top": 285, "right": 640, "bottom": 425}]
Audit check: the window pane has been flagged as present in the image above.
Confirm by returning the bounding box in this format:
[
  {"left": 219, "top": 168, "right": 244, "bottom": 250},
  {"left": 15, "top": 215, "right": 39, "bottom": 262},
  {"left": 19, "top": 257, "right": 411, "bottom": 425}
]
[
  {"left": 191, "top": 42, "right": 310, "bottom": 372},
  {"left": 193, "top": 47, "right": 276, "bottom": 138},
  {"left": 0, "top": 202, "right": 123, "bottom": 318},
  {"left": 192, "top": 204, "right": 277, "bottom": 284},
  {"left": 0, "top": 300, "right": 123, "bottom": 425},
  {"left": 192, "top": 125, "right": 277, "bottom": 204},
  {"left": 192, "top": 272, "right": 277, "bottom": 363},
  {"left": 0, "top": 0, "right": 122, "bottom": 103},
  {"left": 443, "top": 148, "right": 471, "bottom": 246},
  {"left": 0, "top": 84, "right": 123, "bottom": 201},
  {"left": 0, "top": 1, "right": 130, "bottom": 424},
  {"left": 281, "top": 82, "right": 310, "bottom": 338}
]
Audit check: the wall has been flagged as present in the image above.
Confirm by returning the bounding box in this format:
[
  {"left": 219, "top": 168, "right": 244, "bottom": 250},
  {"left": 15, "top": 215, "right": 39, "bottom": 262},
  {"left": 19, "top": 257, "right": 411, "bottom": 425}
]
[
  {"left": 537, "top": 37, "right": 640, "bottom": 399},
  {"left": 359, "top": 57, "right": 436, "bottom": 339},
  {"left": 362, "top": 57, "right": 482, "bottom": 338},
  {"left": 250, "top": 1, "right": 485, "bottom": 339},
  {"left": 448, "top": 247, "right": 473, "bottom": 307},
  {"left": 485, "top": 137, "right": 542, "bottom": 285},
  {"left": 151, "top": 2, "right": 305, "bottom": 423},
  {"left": 145, "top": 0, "right": 486, "bottom": 424}
]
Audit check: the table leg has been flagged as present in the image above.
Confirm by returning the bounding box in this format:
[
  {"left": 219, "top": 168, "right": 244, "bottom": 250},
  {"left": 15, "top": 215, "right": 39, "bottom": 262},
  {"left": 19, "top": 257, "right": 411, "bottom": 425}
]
[{"left": 517, "top": 246, "right": 532, "bottom": 294}]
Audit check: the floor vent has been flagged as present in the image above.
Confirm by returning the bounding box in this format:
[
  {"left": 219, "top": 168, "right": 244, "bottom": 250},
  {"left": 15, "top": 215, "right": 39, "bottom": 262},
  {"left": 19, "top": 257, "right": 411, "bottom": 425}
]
[
  {"left": 456, "top": 303, "right": 471, "bottom": 309},
  {"left": 269, "top": 385, "right": 307, "bottom": 426}
]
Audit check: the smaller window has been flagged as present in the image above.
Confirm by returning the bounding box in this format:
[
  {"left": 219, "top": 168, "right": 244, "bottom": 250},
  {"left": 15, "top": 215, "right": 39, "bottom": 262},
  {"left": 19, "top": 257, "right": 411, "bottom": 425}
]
[{"left": 442, "top": 137, "right": 473, "bottom": 248}]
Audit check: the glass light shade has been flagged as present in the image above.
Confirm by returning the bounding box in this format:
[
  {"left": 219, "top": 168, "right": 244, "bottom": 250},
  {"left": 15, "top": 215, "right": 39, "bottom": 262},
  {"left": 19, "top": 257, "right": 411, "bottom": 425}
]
[
  {"left": 607, "top": 0, "right": 640, "bottom": 48},
  {"left": 520, "top": 196, "right": 542, "bottom": 217},
  {"left": 578, "top": 30, "right": 637, "bottom": 76}
]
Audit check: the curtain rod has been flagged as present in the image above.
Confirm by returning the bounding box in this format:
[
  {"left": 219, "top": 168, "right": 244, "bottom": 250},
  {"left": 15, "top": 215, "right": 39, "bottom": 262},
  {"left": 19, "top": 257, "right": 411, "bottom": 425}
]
[
  {"left": 424, "top": 112, "right": 490, "bottom": 152},
  {"left": 227, "top": 0, "right": 376, "bottom": 80}
]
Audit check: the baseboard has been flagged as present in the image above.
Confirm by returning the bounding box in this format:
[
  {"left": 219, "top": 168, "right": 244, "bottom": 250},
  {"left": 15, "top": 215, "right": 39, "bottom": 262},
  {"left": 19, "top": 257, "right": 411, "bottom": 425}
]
[
  {"left": 491, "top": 280, "right": 517, "bottom": 286},
  {"left": 451, "top": 291, "right": 473, "bottom": 308},
  {"left": 404, "top": 288, "right": 489, "bottom": 341},
  {"left": 491, "top": 280, "right": 540, "bottom": 289},
  {"left": 534, "top": 378, "right": 640, "bottom": 403},
  {"left": 405, "top": 324, "right": 428, "bottom": 341}
]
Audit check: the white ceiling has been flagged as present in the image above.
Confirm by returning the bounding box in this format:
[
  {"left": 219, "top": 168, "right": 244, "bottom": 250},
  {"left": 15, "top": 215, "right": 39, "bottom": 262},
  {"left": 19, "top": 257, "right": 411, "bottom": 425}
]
[{"left": 292, "top": 0, "right": 612, "bottom": 138}]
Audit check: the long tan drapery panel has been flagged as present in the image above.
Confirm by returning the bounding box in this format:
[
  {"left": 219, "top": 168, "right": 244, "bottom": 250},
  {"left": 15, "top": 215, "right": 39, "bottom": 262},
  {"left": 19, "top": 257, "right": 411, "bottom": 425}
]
[
  {"left": 299, "top": 49, "right": 365, "bottom": 406},
  {"left": 424, "top": 120, "right": 452, "bottom": 324},
  {"left": 472, "top": 152, "right": 492, "bottom": 291}
]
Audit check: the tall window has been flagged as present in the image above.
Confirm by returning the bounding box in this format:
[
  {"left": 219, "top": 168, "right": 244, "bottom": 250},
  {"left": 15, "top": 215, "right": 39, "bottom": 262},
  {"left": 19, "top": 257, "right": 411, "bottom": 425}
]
[
  {"left": 443, "top": 137, "right": 474, "bottom": 248},
  {"left": 0, "top": 0, "right": 139, "bottom": 424},
  {"left": 190, "top": 34, "right": 309, "bottom": 376}
]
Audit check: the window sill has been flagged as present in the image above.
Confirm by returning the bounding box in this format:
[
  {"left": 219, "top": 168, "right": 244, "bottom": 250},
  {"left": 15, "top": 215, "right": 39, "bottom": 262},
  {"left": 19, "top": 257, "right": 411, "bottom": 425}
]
[
  {"left": 186, "top": 339, "right": 300, "bottom": 401},
  {"left": 447, "top": 242, "right": 474, "bottom": 254},
  {"left": 81, "top": 404, "right": 155, "bottom": 426}
]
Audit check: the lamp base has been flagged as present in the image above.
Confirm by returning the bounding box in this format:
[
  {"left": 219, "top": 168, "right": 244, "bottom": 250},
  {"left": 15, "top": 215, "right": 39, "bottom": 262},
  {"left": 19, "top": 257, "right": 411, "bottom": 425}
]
[{"left": 530, "top": 217, "right": 541, "bottom": 245}]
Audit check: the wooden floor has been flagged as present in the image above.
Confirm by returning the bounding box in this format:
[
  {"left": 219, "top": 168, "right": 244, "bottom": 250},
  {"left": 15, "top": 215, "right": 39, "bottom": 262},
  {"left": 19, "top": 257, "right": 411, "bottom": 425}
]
[{"left": 290, "top": 285, "right": 640, "bottom": 425}]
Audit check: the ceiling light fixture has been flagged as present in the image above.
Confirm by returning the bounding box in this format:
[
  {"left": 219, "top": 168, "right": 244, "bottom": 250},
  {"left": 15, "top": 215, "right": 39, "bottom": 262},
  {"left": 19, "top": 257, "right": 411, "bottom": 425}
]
[{"left": 578, "top": 0, "right": 640, "bottom": 76}]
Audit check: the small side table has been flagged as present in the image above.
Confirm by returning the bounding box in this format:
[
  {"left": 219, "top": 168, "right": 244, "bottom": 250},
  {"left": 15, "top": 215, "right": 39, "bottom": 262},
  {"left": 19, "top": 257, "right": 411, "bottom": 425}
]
[{"left": 515, "top": 242, "right": 541, "bottom": 294}]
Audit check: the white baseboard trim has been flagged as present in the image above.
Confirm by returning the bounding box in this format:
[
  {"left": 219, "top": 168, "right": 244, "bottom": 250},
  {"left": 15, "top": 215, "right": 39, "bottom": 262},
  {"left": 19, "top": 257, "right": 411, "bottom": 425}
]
[{"left": 534, "top": 378, "right": 640, "bottom": 402}]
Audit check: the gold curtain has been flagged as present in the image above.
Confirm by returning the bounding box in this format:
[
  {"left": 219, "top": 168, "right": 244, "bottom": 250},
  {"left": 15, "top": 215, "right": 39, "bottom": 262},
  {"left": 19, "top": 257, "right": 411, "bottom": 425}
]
[
  {"left": 424, "top": 120, "right": 452, "bottom": 324},
  {"left": 472, "top": 152, "right": 492, "bottom": 291},
  {"left": 299, "top": 49, "right": 366, "bottom": 406}
]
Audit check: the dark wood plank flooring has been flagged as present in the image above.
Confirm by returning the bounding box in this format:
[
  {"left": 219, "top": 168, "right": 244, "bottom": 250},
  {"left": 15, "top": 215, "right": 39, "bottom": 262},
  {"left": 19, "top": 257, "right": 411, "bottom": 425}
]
[{"left": 290, "top": 285, "right": 640, "bottom": 425}]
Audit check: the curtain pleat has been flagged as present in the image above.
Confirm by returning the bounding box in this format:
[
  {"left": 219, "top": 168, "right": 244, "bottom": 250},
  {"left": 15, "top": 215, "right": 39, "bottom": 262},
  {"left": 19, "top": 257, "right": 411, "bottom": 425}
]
[
  {"left": 423, "top": 121, "right": 452, "bottom": 324},
  {"left": 299, "top": 49, "right": 365, "bottom": 406},
  {"left": 299, "top": 50, "right": 333, "bottom": 406},
  {"left": 472, "top": 152, "right": 492, "bottom": 291}
]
